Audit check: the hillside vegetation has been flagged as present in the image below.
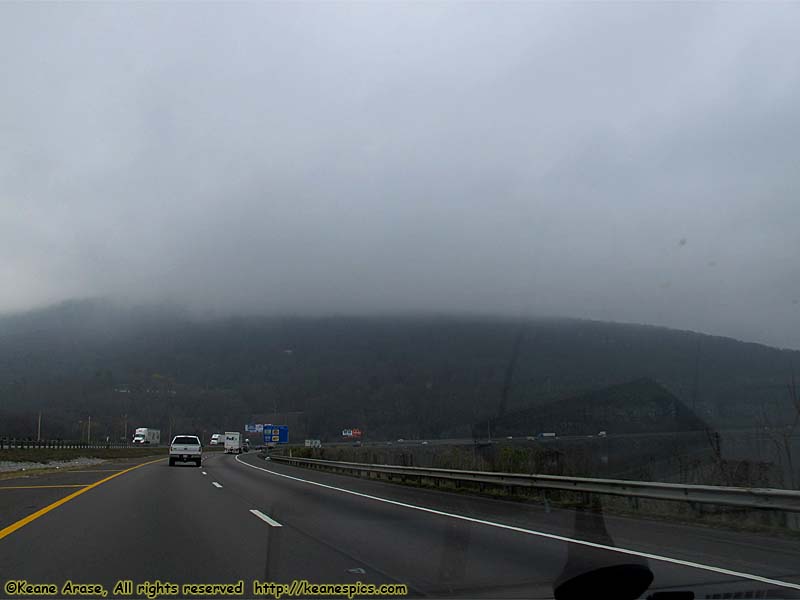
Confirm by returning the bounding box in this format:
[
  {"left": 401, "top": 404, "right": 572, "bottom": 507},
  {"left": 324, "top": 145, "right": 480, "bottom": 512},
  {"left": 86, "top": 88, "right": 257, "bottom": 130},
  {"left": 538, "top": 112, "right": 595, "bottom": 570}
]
[{"left": 0, "top": 300, "right": 797, "bottom": 442}]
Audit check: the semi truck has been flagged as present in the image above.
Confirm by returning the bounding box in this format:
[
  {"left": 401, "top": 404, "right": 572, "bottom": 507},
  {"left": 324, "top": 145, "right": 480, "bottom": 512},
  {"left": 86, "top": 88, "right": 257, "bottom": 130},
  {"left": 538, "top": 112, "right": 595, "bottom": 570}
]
[
  {"left": 224, "top": 431, "right": 242, "bottom": 454},
  {"left": 132, "top": 428, "right": 160, "bottom": 445}
]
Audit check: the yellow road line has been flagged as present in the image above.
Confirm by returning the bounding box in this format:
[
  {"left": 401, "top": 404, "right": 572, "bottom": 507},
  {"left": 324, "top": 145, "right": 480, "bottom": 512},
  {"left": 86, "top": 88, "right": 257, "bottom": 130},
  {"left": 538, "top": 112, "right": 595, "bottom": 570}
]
[
  {"left": 0, "top": 457, "right": 165, "bottom": 541},
  {"left": 0, "top": 485, "right": 88, "bottom": 490}
]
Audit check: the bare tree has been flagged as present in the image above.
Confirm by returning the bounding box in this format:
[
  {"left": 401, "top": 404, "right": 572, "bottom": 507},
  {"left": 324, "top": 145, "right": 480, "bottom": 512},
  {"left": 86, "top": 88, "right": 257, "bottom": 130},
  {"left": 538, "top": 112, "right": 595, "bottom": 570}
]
[{"left": 759, "top": 369, "right": 799, "bottom": 490}]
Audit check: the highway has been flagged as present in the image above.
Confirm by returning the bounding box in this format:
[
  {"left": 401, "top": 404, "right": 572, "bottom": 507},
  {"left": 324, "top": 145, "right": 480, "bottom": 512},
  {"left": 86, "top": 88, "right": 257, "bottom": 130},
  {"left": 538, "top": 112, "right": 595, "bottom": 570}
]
[
  {"left": 1, "top": 453, "right": 800, "bottom": 599},
  {"left": 322, "top": 426, "right": 800, "bottom": 449}
]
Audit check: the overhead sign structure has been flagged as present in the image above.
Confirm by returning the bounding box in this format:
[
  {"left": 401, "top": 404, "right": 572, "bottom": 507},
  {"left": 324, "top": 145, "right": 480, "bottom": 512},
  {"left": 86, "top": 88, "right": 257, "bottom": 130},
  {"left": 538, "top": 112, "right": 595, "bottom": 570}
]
[
  {"left": 341, "top": 428, "right": 363, "bottom": 439},
  {"left": 263, "top": 425, "right": 289, "bottom": 444}
]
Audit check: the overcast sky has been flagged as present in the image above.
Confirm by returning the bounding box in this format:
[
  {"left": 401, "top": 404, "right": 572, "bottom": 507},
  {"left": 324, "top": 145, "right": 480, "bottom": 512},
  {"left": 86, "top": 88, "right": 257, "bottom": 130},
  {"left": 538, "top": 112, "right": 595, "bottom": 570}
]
[{"left": 1, "top": 2, "right": 799, "bottom": 348}]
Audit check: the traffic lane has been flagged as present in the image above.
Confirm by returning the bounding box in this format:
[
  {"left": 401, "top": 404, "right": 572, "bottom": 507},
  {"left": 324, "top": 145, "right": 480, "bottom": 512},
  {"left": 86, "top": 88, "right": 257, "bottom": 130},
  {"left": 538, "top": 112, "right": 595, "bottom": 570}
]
[
  {"left": 1, "top": 458, "right": 256, "bottom": 587},
  {"left": 216, "top": 455, "right": 585, "bottom": 597},
  {"left": 0, "top": 457, "right": 165, "bottom": 531},
  {"left": 229, "top": 454, "right": 800, "bottom": 596},
  {"left": 202, "top": 452, "right": 414, "bottom": 590},
  {"left": 0, "top": 455, "right": 411, "bottom": 597},
  {"left": 241, "top": 456, "right": 800, "bottom": 575},
  {"left": 228, "top": 457, "right": 729, "bottom": 598},
  {"left": 243, "top": 455, "right": 800, "bottom": 580}
]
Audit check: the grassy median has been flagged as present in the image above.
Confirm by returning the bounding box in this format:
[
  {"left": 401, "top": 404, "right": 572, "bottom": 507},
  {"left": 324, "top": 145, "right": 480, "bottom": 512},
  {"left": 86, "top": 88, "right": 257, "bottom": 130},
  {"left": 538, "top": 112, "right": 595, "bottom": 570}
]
[{"left": 0, "top": 445, "right": 224, "bottom": 463}]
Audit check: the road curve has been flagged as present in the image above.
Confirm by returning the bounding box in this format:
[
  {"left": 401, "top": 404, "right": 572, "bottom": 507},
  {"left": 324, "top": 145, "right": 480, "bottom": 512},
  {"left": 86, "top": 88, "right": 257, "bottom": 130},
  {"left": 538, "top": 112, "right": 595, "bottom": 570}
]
[{"left": 0, "top": 452, "right": 798, "bottom": 599}]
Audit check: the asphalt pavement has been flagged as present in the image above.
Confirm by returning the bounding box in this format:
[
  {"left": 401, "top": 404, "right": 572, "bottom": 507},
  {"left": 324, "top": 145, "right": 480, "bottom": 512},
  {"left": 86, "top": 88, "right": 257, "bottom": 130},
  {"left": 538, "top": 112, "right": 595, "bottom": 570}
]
[{"left": 1, "top": 452, "right": 799, "bottom": 599}]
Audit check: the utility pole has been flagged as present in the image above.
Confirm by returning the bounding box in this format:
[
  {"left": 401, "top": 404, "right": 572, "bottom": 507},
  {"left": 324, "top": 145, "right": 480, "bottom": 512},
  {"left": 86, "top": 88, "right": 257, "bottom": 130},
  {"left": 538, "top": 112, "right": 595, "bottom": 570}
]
[
  {"left": 37, "top": 411, "right": 42, "bottom": 442},
  {"left": 87, "top": 416, "right": 91, "bottom": 443},
  {"left": 691, "top": 338, "right": 701, "bottom": 413},
  {"left": 123, "top": 414, "right": 128, "bottom": 441}
]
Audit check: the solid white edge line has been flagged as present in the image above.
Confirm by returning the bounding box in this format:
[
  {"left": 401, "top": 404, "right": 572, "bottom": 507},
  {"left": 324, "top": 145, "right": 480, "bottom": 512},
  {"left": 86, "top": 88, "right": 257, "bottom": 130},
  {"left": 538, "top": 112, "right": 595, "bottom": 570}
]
[
  {"left": 234, "top": 454, "right": 800, "bottom": 591},
  {"left": 250, "top": 509, "right": 283, "bottom": 527},
  {"left": 212, "top": 481, "right": 222, "bottom": 488}
]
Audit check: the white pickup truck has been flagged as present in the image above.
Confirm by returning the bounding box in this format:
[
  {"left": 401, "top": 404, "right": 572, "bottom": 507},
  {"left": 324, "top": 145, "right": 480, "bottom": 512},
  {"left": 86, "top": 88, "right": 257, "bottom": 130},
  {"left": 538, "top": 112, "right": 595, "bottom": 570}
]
[{"left": 169, "top": 435, "right": 202, "bottom": 467}]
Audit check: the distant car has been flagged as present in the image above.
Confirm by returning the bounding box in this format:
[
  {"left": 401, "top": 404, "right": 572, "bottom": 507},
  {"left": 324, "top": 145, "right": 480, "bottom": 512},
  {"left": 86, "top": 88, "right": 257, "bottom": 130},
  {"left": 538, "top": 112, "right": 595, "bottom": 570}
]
[
  {"left": 598, "top": 431, "right": 607, "bottom": 437},
  {"left": 210, "top": 433, "right": 222, "bottom": 445},
  {"left": 243, "top": 439, "right": 251, "bottom": 452},
  {"left": 421, "top": 441, "right": 428, "bottom": 445},
  {"left": 169, "top": 435, "right": 202, "bottom": 467},
  {"left": 526, "top": 436, "right": 535, "bottom": 440},
  {"left": 507, "top": 436, "right": 513, "bottom": 440},
  {"left": 397, "top": 438, "right": 404, "bottom": 442}
]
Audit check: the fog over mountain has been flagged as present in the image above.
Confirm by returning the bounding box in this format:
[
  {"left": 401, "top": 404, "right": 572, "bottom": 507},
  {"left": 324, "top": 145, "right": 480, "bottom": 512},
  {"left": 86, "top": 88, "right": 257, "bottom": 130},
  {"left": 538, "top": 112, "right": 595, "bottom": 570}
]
[
  {"left": 1, "top": 299, "right": 798, "bottom": 442},
  {"left": 2, "top": 3, "right": 799, "bottom": 348}
]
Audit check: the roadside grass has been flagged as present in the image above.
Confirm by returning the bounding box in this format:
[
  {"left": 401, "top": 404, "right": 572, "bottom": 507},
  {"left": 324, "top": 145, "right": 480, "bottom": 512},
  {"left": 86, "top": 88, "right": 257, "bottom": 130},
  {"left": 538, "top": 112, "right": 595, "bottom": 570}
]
[
  {"left": 0, "top": 445, "right": 224, "bottom": 464},
  {"left": 0, "top": 445, "right": 225, "bottom": 480},
  {"left": 0, "top": 446, "right": 228, "bottom": 481},
  {"left": 0, "top": 447, "right": 169, "bottom": 463}
]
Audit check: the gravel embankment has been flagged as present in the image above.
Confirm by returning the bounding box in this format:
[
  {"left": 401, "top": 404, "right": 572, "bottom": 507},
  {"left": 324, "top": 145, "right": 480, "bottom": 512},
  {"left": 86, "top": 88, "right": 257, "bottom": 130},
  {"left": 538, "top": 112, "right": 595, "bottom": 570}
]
[{"left": 0, "top": 457, "right": 106, "bottom": 473}]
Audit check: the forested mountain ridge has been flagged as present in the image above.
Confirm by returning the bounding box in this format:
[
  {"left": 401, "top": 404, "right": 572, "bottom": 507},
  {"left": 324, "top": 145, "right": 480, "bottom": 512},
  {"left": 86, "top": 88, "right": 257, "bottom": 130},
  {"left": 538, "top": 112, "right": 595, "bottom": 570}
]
[{"left": 0, "top": 300, "right": 797, "bottom": 441}]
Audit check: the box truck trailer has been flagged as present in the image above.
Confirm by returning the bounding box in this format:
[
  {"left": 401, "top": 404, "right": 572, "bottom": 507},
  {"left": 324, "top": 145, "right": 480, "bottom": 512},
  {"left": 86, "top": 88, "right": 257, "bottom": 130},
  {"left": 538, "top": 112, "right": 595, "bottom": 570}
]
[{"left": 132, "top": 428, "right": 160, "bottom": 445}]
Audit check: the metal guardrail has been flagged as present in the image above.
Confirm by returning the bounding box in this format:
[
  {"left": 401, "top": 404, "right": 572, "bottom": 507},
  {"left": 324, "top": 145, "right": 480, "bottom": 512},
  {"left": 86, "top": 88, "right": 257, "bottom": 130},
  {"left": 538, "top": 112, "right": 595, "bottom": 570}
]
[
  {"left": 0, "top": 438, "right": 136, "bottom": 450},
  {"left": 270, "top": 455, "right": 800, "bottom": 513}
]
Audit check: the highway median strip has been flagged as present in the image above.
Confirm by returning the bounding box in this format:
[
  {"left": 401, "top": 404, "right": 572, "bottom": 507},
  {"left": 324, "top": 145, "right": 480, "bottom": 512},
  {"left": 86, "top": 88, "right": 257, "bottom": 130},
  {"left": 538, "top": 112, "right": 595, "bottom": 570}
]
[
  {"left": 0, "top": 457, "right": 166, "bottom": 541},
  {"left": 0, "top": 484, "right": 88, "bottom": 490},
  {"left": 66, "top": 469, "right": 125, "bottom": 473}
]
